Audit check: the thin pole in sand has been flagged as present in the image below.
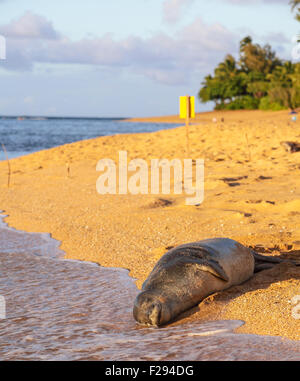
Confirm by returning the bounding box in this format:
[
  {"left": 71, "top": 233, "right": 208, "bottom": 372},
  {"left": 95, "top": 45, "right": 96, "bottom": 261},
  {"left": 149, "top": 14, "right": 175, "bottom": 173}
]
[
  {"left": 244, "top": 131, "right": 252, "bottom": 162},
  {"left": 185, "top": 95, "right": 190, "bottom": 158},
  {"left": 66, "top": 162, "right": 70, "bottom": 177},
  {"left": 1, "top": 143, "right": 11, "bottom": 188}
]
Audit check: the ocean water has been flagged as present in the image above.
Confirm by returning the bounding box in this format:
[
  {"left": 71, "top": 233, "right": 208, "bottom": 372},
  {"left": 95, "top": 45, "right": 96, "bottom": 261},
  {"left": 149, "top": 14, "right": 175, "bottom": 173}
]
[
  {"left": 0, "top": 117, "right": 181, "bottom": 160},
  {"left": 0, "top": 214, "right": 299, "bottom": 361}
]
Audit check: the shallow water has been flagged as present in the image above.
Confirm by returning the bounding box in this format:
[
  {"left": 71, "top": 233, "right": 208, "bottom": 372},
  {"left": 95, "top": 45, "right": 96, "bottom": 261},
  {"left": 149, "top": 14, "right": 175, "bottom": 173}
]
[
  {"left": 0, "top": 118, "right": 181, "bottom": 160},
  {"left": 0, "top": 215, "right": 299, "bottom": 361}
]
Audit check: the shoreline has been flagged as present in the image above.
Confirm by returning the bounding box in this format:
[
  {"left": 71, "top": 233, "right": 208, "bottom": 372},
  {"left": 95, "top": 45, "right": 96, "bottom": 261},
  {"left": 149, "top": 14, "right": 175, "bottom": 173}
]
[
  {"left": 1, "top": 109, "right": 299, "bottom": 341},
  {"left": 125, "top": 109, "right": 290, "bottom": 123}
]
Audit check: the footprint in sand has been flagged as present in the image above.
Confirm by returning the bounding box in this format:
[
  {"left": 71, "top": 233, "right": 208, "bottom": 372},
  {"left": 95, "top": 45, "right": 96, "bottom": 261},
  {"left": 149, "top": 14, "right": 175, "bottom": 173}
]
[
  {"left": 246, "top": 200, "right": 275, "bottom": 205},
  {"left": 145, "top": 198, "right": 174, "bottom": 209},
  {"left": 256, "top": 176, "right": 272, "bottom": 181},
  {"left": 220, "top": 176, "right": 248, "bottom": 187},
  {"left": 289, "top": 211, "right": 300, "bottom": 216},
  {"left": 280, "top": 141, "right": 300, "bottom": 153},
  {"left": 220, "top": 176, "right": 248, "bottom": 182}
]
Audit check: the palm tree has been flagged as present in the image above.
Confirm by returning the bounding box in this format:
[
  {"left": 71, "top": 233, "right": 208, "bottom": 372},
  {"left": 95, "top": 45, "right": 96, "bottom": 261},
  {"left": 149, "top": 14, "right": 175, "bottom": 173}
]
[
  {"left": 215, "top": 55, "right": 238, "bottom": 79},
  {"left": 267, "top": 62, "right": 296, "bottom": 109},
  {"left": 291, "top": 0, "right": 300, "bottom": 21},
  {"left": 291, "top": 0, "right": 300, "bottom": 9}
]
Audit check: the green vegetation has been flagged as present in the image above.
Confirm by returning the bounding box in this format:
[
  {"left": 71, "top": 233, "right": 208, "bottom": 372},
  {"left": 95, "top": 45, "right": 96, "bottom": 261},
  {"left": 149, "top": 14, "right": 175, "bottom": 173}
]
[
  {"left": 198, "top": 37, "right": 300, "bottom": 111},
  {"left": 291, "top": 0, "right": 300, "bottom": 22},
  {"left": 199, "top": 3, "right": 300, "bottom": 111}
]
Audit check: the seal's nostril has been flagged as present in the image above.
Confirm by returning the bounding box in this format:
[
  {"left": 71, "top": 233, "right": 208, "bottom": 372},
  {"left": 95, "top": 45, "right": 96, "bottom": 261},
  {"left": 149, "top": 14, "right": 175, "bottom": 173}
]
[{"left": 148, "top": 302, "right": 162, "bottom": 326}]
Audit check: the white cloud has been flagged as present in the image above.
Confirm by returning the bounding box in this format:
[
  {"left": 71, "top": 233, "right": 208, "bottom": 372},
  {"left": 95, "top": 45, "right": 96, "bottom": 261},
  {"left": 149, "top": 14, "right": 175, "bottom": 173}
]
[
  {"left": 0, "top": 11, "right": 60, "bottom": 40},
  {"left": 0, "top": 12, "right": 238, "bottom": 85}
]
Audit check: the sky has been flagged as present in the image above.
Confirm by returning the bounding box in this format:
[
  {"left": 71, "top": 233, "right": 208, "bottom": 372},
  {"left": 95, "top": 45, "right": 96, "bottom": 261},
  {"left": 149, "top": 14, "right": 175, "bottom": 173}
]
[{"left": 0, "top": 0, "right": 299, "bottom": 117}]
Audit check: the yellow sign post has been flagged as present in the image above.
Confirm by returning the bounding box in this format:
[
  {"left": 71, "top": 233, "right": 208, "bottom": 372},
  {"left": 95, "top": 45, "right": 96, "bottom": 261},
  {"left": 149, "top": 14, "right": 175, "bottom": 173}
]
[
  {"left": 180, "top": 95, "right": 195, "bottom": 157},
  {"left": 179, "top": 95, "right": 195, "bottom": 119}
]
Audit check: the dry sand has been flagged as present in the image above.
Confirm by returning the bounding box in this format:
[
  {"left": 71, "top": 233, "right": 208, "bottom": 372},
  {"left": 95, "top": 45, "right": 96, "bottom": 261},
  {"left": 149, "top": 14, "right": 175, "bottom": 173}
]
[{"left": 0, "top": 109, "right": 299, "bottom": 340}]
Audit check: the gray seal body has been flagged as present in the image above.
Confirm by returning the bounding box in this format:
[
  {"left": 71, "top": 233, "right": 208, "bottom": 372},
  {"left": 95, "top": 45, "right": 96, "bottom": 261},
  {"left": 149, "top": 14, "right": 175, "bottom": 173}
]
[{"left": 133, "top": 238, "right": 256, "bottom": 327}]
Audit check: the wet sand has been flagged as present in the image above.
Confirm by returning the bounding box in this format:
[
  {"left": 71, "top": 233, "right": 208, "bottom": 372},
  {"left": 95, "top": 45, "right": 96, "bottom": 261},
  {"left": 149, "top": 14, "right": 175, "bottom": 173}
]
[{"left": 0, "top": 109, "right": 299, "bottom": 341}]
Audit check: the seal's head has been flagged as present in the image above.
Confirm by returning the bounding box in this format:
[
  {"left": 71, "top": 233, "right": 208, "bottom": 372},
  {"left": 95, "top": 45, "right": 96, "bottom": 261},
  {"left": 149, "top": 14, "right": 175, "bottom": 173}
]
[{"left": 133, "top": 291, "right": 171, "bottom": 327}]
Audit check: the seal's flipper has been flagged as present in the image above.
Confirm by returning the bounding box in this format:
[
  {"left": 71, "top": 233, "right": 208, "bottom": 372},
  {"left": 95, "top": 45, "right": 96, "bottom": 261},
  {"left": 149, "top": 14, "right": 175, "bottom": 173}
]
[
  {"left": 195, "top": 260, "right": 229, "bottom": 282},
  {"left": 254, "top": 263, "right": 275, "bottom": 273},
  {"left": 172, "top": 245, "right": 230, "bottom": 281},
  {"left": 252, "top": 251, "right": 282, "bottom": 264},
  {"left": 252, "top": 250, "right": 300, "bottom": 268}
]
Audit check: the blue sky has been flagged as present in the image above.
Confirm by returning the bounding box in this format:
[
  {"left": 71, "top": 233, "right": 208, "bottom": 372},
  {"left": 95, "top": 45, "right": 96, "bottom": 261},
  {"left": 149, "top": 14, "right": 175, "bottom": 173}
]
[{"left": 0, "top": 0, "right": 298, "bottom": 117}]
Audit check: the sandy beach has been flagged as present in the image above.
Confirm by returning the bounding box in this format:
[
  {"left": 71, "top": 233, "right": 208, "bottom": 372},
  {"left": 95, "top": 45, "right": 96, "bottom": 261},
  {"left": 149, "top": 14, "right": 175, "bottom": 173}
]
[{"left": 1, "top": 109, "right": 299, "bottom": 341}]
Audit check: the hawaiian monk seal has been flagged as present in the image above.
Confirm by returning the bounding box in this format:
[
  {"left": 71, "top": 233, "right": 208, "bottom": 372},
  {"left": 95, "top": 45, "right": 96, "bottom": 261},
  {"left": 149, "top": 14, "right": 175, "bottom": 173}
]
[{"left": 133, "top": 238, "right": 298, "bottom": 327}]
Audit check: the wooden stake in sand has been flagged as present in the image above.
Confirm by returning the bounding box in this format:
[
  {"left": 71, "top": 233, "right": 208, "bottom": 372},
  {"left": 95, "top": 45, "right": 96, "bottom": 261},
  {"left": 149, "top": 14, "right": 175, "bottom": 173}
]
[
  {"left": 185, "top": 95, "right": 190, "bottom": 157},
  {"left": 179, "top": 95, "right": 195, "bottom": 157},
  {"left": 244, "top": 130, "right": 252, "bottom": 162},
  {"left": 1, "top": 143, "right": 11, "bottom": 188},
  {"left": 66, "top": 162, "right": 70, "bottom": 177}
]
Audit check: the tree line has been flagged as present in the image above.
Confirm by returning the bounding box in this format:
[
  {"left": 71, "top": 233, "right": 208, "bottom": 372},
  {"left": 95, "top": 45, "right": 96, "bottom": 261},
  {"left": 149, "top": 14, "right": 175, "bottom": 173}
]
[{"left": 198, "top": 1, "right": 300, "bottom": 111}]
